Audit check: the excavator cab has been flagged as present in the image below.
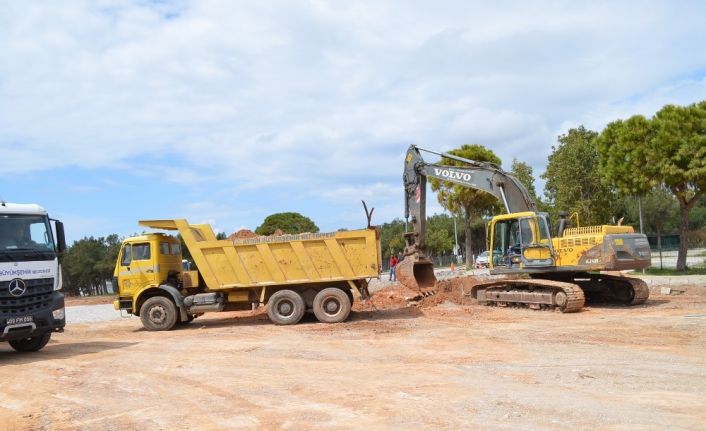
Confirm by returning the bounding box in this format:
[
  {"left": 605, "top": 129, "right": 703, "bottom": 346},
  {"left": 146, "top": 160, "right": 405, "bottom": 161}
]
[{"left": 488, "top": 212, "right": 555, "bottom": 270}]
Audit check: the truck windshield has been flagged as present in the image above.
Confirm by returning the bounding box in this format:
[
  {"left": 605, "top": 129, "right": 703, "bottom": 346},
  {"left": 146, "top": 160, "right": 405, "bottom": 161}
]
[{"left": 0, "top": 214, "right": 55, "bottom": 252}]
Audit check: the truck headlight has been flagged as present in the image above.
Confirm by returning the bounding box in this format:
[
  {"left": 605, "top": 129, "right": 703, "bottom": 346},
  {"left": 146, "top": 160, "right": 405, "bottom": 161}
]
[{"left": 52, "top": 308, "right": 65, "bottom": 320}]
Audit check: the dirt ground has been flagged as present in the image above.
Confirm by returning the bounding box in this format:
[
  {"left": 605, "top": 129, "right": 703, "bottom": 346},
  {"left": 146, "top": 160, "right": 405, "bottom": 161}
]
[
  {"left": 64, "top": 296, "right": 115, "bottom": 307},
  {"left": 2, "top": 279, "right": 706, "bottom": 430}
]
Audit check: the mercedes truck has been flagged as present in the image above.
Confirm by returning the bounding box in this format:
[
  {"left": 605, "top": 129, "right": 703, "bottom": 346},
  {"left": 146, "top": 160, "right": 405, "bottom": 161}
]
[{"left": 1, "top": 202, "right": 66, "bottom": 352}]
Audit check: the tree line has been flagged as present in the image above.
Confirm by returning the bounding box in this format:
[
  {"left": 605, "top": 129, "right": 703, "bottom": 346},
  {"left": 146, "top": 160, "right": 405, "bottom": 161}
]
[{"left": 380, "top": 100, "right": 706, "bottom": 271}]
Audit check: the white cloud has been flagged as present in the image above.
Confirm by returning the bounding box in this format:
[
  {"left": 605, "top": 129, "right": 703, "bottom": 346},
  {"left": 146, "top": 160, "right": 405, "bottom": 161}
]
[{"left": 1, "top": 1, "right": 705, "bottom": 236}]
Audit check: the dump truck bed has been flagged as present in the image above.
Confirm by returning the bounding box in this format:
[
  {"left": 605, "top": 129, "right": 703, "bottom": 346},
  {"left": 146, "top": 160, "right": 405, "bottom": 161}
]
[{"left": 139, "top": 219, "right": 381, "bottom": 291}]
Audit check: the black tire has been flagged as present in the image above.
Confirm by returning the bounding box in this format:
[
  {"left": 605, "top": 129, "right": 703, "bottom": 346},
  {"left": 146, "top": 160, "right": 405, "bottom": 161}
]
[
  {"left": 345, "top": 288, "right": 355, "bottom": 307},
  {"left": 267, "top": 290, "right": 305, "bottom": 325},
  {"left": 312, "top": 288, "right": 351, "bottom": 323},
  {"left": 140, "top": 296, "right": 178, "bottom": 331},
  {"left": 9, "top": 333, "right": 52, "bottom": 352}
]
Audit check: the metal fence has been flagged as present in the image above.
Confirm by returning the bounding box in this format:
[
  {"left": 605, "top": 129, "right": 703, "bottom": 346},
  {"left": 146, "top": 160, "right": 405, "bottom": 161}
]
[
  {"left": 646, "top": 234, "right": 680, "bottom": 251},
  {"left": 383, "top": 254, "right": 465, "bottom": 271}
]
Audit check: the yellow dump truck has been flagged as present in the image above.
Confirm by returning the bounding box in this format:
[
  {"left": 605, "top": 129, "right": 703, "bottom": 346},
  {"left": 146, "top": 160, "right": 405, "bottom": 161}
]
[{"left": 113, "top": 219, "right": 381, "bottom": 330}]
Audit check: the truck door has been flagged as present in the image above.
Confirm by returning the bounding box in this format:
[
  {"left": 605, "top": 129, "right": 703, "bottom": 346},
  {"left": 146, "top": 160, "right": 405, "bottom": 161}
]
[{"left": 117, "top": 242, "right": 156, "bottom": 296}]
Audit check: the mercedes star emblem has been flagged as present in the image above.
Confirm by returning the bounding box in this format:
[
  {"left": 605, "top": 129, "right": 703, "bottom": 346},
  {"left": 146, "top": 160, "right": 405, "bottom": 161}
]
[{"left": 8, "top": 278, "right": 27, "bottom": 297}]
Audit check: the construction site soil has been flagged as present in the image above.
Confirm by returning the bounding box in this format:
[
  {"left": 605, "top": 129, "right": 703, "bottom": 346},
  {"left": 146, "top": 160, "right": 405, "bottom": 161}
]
[{"left": 2, "top": 276, "right": 706, "bottom": 430}]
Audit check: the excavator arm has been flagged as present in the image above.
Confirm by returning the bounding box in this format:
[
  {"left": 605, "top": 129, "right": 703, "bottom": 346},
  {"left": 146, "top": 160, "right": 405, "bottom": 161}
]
[{"left": 399, "top": 145, "right": 536, "bottom": 292}]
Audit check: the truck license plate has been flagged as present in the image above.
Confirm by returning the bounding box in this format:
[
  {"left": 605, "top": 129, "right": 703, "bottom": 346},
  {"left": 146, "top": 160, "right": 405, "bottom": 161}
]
[{"left": 6, "top": 316, "right": 33, "bottom": 325}]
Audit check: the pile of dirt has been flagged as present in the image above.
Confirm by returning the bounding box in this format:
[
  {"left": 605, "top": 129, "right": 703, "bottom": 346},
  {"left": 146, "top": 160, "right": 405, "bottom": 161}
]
[
  {"left": 416, "top": 276, "right": 482, "bottom": 308},
  {"left": 353, "top": 284, "right": 421, "bottom": 311},
  {"left": 228, "top": 228, "right": 289, "bottom": 241},
  {"left": 228, "top": 229, "right": 258, "bottom": 240}
]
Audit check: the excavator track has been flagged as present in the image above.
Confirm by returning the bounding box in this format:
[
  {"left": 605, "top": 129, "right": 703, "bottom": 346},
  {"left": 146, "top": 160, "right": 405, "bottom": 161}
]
[
  {"left": 538, "top": 273, "right": 650, "bottom": 306},
  {"left": 624, "top": 277, "right": 650, "bottom": 305},
  {"left": 469, "top": 278, "right": 585, "bottom": 313}
]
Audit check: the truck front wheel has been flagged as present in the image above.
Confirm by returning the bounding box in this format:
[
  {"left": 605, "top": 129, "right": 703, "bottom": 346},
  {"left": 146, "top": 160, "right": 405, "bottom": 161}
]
[
  {"left": 140, "top": 296, "right": 178, "bottom": 331},
  {"left": 9, "top": 333, "right": 52, "bottom": 352},
  {"left": 267, "top": 290, "right": 305, "bottom": 325},
  {"left": 313, "top": 288, "right": 351, "bottom": 323}
]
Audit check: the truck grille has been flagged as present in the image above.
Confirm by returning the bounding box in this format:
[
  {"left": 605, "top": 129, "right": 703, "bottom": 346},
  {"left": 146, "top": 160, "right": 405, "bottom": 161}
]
[{"left": 0, "top": 278, "right": 54, "bottom": 318}]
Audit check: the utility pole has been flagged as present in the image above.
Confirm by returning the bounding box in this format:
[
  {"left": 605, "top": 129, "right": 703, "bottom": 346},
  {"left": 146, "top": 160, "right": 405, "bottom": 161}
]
[
  {"left": 638, "top": 196, "right": 646, "bottom": 274},
  {"left": 453, "top": 214, "right": 459, "bottom": 263}
]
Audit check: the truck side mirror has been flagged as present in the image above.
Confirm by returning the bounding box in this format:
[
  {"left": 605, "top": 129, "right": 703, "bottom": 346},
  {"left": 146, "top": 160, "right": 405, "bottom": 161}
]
[{"left": 55, "top": 221, "right": 67, "bottom": 252}]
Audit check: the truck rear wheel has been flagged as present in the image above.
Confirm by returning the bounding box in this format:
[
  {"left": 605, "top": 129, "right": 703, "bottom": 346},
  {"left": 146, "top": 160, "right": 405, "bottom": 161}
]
[
  {"left": 267, "top": 290, "right": 305, "bottom": 325},
  {"left": 9, "top": 333, "right": 52, "bottom": 352},
  {"left": 140, "top": 296, "right": 178, "bottom": 331},
  {"left": 313, "top": 288, "right": 351, "bottom": 323}
]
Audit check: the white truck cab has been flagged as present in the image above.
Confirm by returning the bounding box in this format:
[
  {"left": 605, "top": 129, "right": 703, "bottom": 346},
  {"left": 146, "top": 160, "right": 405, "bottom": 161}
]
[{"left": 0, "top": 202, "right": 66, "bottom": 352}]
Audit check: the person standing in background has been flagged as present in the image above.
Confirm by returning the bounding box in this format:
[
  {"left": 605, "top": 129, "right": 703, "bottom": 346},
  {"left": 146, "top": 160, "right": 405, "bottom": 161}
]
[{"left": 389, "top": 254, "right": 398, "bottom": 281}]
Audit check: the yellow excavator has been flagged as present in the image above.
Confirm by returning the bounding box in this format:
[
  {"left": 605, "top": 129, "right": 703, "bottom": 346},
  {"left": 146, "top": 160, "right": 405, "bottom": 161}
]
[{"left": 397, "top": 145, "right": 651, "bottom": 312}]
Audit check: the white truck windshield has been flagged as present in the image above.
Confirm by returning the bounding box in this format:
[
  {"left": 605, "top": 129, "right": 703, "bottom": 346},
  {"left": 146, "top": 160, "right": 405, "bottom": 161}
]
[{"left": 0, "top": 214, "right": 55, "bottom": 252}]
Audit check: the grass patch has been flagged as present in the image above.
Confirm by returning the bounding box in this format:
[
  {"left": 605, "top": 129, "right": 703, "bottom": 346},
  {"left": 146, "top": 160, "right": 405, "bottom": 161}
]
[{"left": 644, "top": 266, "right": 706, "bottom": 276}]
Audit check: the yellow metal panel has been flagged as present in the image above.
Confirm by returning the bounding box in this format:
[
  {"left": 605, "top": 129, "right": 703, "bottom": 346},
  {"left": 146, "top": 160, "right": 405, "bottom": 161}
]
[
  {"left": 177, "top": 219, "right": 219, "bottom": 289},
  {"left": 564, "top": 225, "right": 602, "bottom": 236},
  {"left": 202, "top": 246, "right": 237, "bottom": 289},
  {"left": 493, "top": 211, "right": 537, "bottom": 221},
  {"left": 237, "top": 245, "right": 271, "bottom": 283},
  {"left": 289, "top": 241, "right": 321, "bottom": 281},
  {"left": 337, "top": 237, "right": 375, "bottom": 275},
  {"left": 523, "top": 247, "right": 550, "bottom": 260},
  {"left": 222, "top": 246, "right": 253, "bottom": 286},
  {"left": 372, "top": 232, "right": 382, "bottom": 273},
  {"left": 228, "top": 291, "right": 249, "bottom": 302},
  {"left": 193, "top": 224, "right": 218, "bottom": 241},
  {"left": 303, "top": 241, "right": 337, "bottom": 279},
  {"left": 139, "top": 220, "right": 179, "bottom": 230},
  {"left": 604, "top": 225, "right": 634, "bottom": 234},
  {"left": 256, "top": 243, "right": 287, "bottom": 283},
  {"left": 324, "top": 238, "right": 355, "bottom": 278},
  {"left": 269, "top": 242, "right": 308, "bottom": 281}
]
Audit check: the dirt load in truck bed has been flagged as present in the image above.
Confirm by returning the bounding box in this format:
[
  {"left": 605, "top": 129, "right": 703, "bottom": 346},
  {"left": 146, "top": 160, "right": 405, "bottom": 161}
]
[{"left": 1, "top": 277, "right": 705, "bottom": 430}]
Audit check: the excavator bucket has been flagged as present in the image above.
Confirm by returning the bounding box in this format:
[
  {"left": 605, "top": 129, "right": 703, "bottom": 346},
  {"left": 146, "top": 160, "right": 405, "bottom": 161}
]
[{"left": 396, "top": 254, "right": 437, "bottom": 294}]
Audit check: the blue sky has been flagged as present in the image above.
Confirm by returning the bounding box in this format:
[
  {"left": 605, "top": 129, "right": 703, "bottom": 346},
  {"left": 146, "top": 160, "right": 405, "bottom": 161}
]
[{"left": 1, "top": 1, "right": 705, "bottom": 244}]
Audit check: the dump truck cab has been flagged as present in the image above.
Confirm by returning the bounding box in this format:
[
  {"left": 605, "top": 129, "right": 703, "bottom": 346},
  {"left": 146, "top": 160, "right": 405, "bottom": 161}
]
[{"left": 113, "top": 233, "right": 183, "bottom": 315}]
